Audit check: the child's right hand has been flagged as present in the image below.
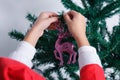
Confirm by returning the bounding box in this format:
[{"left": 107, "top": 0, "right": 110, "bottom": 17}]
[{"left": 64, "top": 10, "right": 89, "bottom": 47}]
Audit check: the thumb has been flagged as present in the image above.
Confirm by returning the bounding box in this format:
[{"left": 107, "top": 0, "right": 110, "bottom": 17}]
[{"left": 63, "top": 13, "right": 71, "bottom": 24}]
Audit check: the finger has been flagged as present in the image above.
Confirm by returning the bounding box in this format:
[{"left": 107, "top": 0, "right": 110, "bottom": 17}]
[
  {"left": 46, "top": 12, "right": 57, "bottom": 17},
  {"left": 63, "top": 13, "right": 71, "bottom": 23},
  {"left": 69, "top": 10, "right": 79, "bottom": 15},
  {"left": 47, "top": 17, "right": 58, "bottom": 25},
  {"left": 40, "top": 12, "right": 58, "bottom": 18},
  {"left": 70, "top": 10, "right": 85, "bottom": 18},
  {"left": 64, "top": 10, "right": 78, "bottom": 20},
  {"left": 67, "top": 10, "right": 82, "bottom": 19}
]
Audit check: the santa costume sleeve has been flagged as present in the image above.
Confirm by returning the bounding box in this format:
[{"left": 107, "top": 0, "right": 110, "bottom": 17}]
[
  {"left": 78, "top": 46, "right": 106, "bottom": 80},
  {"left": 0, "top": 41, "right": 106, "bottom": 80},
  {"left": 0, "top": 41, "right": 46, "bottom": 80}
]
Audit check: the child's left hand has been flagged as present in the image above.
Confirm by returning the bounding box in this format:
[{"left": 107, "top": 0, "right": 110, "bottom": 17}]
[
  {"left": 32, "top": 12, "right": 58, "bottom": 36},
  {"left": 24, "top": 12, "right": 58, "bottom": 47}
]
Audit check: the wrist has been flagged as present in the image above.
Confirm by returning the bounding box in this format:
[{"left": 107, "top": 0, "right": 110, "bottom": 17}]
[
  {"left": 31, "top": 26, "right": 44, "bottom": 37},
  {"left": 23, "top": 29, "right": 43, "bottom": 47},
  {"left": 75, "top": 35, "right": 90, "bottom": 48}
]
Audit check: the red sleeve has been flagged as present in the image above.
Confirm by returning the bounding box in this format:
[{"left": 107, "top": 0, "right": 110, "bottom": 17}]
[
  {"left": 0, "top": 57, "right": 46, "bottom": 80},
  {"left": 80, "top": 64, "right": 106, "bottom": 80}
]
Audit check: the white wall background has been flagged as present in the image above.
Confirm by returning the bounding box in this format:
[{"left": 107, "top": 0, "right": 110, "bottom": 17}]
[{"left": 0, "top": 0, "right": 119, "bottom": 57}]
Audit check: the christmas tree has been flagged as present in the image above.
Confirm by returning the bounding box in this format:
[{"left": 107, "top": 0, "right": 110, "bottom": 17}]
[{"left": 9, "top": 0, "right": 120, "bottom": 80}]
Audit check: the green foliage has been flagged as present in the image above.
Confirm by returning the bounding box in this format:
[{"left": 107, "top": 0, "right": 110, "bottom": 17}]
[
  {"left": 97, "top": 0, "right": 120, "bottom": 19},
  {"left": 26, "top": 13, "right": 37, "bottom": 24},
  {"left": 61, "top": 0, "right": 85, "bottom": 14},
  {"left": 9, "top": 0, "right": 120, "bottom": 79},
  {"left": 9, "top": 30, "right": 25, "bottom": 41},
  {"left": 31, "top": 20, "right": 79, "bottom": 79}
]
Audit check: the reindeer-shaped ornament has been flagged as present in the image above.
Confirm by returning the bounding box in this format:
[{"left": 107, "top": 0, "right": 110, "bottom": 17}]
[
  {"left": 48, "top": 18, "right": 77, "bottom": 66},
  {"left": 54, "top": 32, "right": 77, "bottom": 66}
]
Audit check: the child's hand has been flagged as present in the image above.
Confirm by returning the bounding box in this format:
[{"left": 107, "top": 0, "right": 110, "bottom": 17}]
[
  {"left": 32, "top": 12, "right": 58, "bottom": 36},
  {"left": 64, "top": 10, "right": 89, "bottom": 47},
  {"left": 24, "top": 12, "right": 58, "bottom": 47}
]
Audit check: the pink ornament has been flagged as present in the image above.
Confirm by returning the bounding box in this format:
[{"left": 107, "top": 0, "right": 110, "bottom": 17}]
[{"left": 54, "top": 32, "right": 77, "bottom": 66}]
